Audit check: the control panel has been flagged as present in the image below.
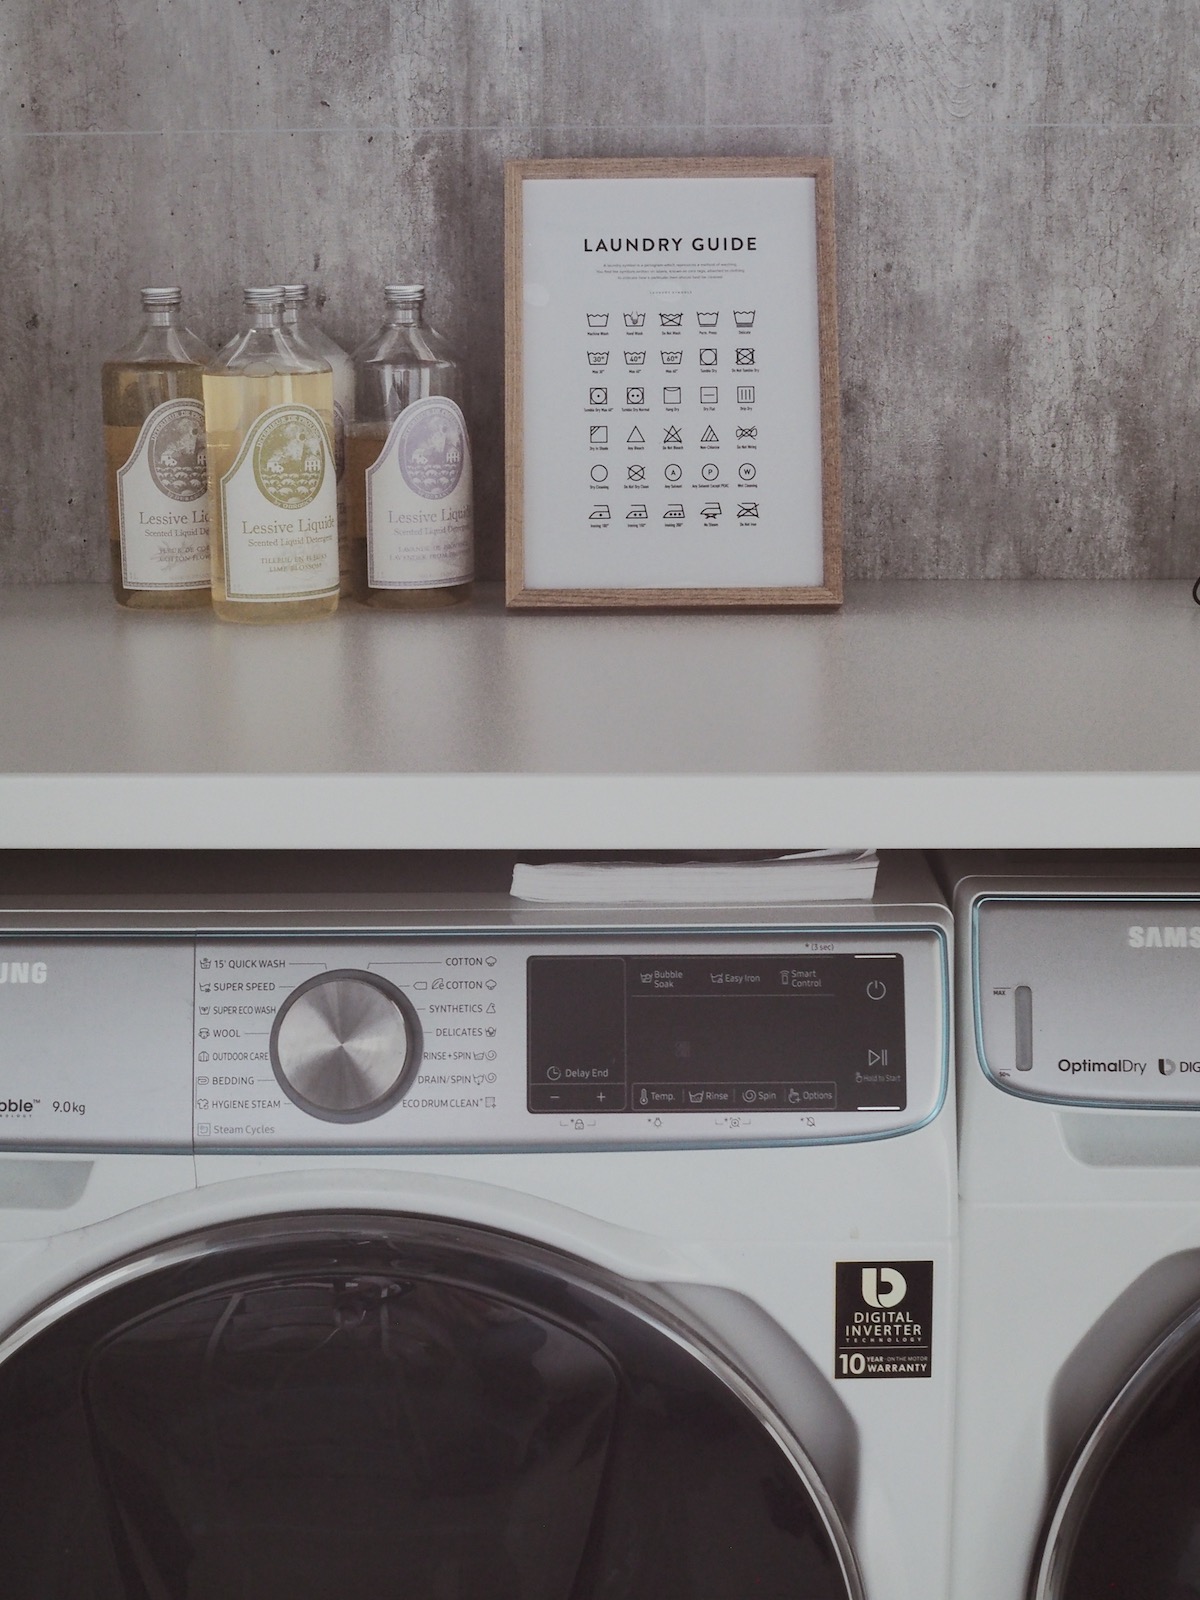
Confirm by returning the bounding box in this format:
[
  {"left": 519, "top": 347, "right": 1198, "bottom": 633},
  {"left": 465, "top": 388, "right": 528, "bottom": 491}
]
[
  {"left": 976, "top": 895, "right": 1200, "bottom": 1106},
  {"left": 0, "top": 927, "right": 946, "bottom": 1150},
  {"left": 527, "top": 953, "right": 907, "bottom": 1115}
]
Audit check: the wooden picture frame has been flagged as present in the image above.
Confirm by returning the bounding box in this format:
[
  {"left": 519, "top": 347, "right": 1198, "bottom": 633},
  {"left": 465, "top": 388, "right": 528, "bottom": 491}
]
[{"left": 504, "top": 156, "right": 842, "bottom": 609}]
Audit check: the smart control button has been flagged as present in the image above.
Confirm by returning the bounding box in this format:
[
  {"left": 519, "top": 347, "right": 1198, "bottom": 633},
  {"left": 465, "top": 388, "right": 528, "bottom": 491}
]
[{"left": 270, "top": 970, "right": 421, "bottom": 1122}]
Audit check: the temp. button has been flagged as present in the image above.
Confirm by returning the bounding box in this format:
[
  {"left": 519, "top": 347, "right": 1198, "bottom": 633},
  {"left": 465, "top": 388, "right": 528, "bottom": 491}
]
[{"left": 270, "top": 970, "right": 422, "bottom": 1122}]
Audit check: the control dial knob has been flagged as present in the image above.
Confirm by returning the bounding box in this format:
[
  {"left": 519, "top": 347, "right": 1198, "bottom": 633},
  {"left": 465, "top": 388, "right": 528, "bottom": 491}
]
[{"left": 270, "top": 970, "right": 422, "bottom": 1122}]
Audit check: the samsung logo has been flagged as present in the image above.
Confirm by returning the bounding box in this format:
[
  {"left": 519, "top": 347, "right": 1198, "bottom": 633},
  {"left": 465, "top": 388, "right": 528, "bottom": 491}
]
[
  {"left": 0, "top": 962, "right": 48, "bottom": 984},
  {"left": 1128, "top": 927, "right": 1200, "bottom": 949}
]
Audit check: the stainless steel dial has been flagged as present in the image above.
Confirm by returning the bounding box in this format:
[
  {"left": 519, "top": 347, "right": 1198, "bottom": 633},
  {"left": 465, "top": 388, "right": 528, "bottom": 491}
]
[{"left": 269, "top": 970, "right": 421, "bottom": 1122}]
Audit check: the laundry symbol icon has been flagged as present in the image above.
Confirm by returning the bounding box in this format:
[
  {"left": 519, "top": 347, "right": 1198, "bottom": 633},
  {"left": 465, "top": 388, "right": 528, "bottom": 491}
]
[
  {"left": 697, "top": 311, "right": 719, "bottom": 329},
  {"left": 587, "top": 313, "right": 609, "bottom": 328},
  {"left": 701, "top": 425, "right": 718, "bottom": 444},
  {"left": 590, "top": 387, "right": 608, "bottom": 406},
  {"left": 700, "top": 386, "right": 718, "bottom": 405},
  {"left": 663, "top": 501, "right": 685, "bottom": 520},
  {"left": 701, "top": 501, "right": 722, "bottom": 522},
  {"left": 659, "top": 311, "right": 683, "bottom": 328},
  {"left": 701, "top": 461, "right": 720, "bottom": 482},
  {"left": 736, "top": 426, "right": 757, "bottom": 440},
  {"left": 736, "top": 385, "right": 755, "bottom": 404},
  {"left": 665, "top": 462, "right": 683, "bottom": 483},
  {"left": 590, "top": 425, "right": 608, "bottom": 443},
  {"left": 624, "top": 349, "right": 646, "bottom": 367},
  {"left": 663, "top": 426, "right": 682, "bottom": 445},
  {"left": 590, "top": 463, "right": 609, "bottom": 482},
  {"left": 626, "top": 387, "right": 645, "bottom": 406},
  {"left": 738, "top": 461, "right": 756, "bottom": 482},
  {"left": 627, "top": 425, "right": 645, "bottom": 443},
  {"left": 663, "top": 386, "right": 682, "bottom": 405},
  {"left": 736, "top": 348, "right": 755, "bottom": 366},
  {"left": 589, "top": 504, "right": 611, "bottom": 522},
  {"left": 699, "top": 347, "right": 718, "bottom": 367},
  {"left": 737, "top": 502, "right": 759, "bottom": 519},
  {"left": 627, "top": 502, "right": 649, "bottom": 520},
  {"left": 588, "top": 350, "right": 610, "bottom": 367},
  {"left": 733, "top": 309, "right": 756, "bottom": 329},
  {"left": 623, "top": 312, "right": 645, "bottom": 328},
  {"left": 627, "top": 464, "right": 646, "bottom": 482},
  {"left": 660, "top": 349, "right": 683, "bottom": 367}
]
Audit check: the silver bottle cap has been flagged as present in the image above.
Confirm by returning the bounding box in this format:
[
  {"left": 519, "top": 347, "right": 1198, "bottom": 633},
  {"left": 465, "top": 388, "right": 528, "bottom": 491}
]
[
  {"left": 242, "top": 285, "right": 285, "bottom": 310},
  {"left": 141, "top": 287, "right": 182, "bottom": 309},
  {"left": 384, "top": 284, "right": 425, "bottom": 306},
  {"left": 281, "top": 284, "right": 310, "bottom": 305}
]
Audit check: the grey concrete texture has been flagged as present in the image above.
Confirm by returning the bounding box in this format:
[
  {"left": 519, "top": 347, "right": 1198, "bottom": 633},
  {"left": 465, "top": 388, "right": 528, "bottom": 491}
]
[{"left": 3, "top": 0, "right": 1200, "bottom": 583}]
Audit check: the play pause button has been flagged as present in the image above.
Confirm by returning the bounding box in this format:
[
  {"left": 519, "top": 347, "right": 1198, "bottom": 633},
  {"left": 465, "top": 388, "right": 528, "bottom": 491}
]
[{"left": 867, "top": 1049, "right": 890, "bottom": 1067}]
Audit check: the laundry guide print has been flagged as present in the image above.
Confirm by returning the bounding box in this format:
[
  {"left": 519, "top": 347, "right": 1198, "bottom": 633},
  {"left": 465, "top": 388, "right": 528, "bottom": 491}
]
[{"left": 505, "top": 157, "right": 842, "bottom": 608}]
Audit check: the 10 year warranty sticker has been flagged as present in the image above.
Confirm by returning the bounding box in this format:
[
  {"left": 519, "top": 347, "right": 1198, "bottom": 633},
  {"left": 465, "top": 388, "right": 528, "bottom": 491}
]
[{"left": 834, "top": 1260, "right": 933, "bottom": 1379}]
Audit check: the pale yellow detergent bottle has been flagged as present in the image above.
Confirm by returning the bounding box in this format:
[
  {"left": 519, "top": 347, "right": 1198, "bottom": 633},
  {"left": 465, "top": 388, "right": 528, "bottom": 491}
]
[
  {"left": 203, "top": 286, "right": 338, "bottom": 623},
  {"left": 101, "top": 287, "right": 215, "bottom": 609}
]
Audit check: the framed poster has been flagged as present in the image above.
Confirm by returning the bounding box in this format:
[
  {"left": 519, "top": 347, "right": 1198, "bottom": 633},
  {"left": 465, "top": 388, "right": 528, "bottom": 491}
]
[{"left": 505, "top": 157, "right": 842, "bottom": 609}]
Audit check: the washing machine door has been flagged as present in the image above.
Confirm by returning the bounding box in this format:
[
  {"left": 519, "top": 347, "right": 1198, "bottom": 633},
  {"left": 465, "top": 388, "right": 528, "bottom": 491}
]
[
  {"left": 1032, "top": 1302, "right": 1200, "bottom": 1599},
  {"left": 0, "top": 1215, "right": 861, "bottom": 1600}
]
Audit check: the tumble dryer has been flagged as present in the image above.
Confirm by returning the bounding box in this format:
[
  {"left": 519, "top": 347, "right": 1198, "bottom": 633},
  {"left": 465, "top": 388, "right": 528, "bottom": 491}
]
[
  {"left": 0, "top": 851, "right": 954, "bottom": 1600},
  {"left": 948, "top": 855, "right": 1200, "bottom": 1600}
]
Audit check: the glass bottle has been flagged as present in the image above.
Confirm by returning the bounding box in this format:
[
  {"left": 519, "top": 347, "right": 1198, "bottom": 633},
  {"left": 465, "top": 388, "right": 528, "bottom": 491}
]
[
  {"left": 101, "top": 287, "right": 215, "bottom": 609},
  {"left": 281, "top": 284, "right": 355, "bottom": 596},
  {"left": 202, "top": 287, "right": 339, "bottom": 623},
  {"left": 348, "top": 284, "right": 474, "bottom": 609}
]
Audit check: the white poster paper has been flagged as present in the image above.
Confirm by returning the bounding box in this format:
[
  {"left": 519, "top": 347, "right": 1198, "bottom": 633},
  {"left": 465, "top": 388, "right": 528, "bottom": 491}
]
[{"left": 520, "top": 175, "right": 825, "bottom": 591}]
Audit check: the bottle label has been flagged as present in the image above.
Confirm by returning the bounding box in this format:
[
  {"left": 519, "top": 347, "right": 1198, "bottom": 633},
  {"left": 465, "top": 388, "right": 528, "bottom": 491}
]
[
  {"left": 220, "top": 404, "right": 339, "bottom": 601},
  {"left": 366, "top": 396, "right": 474, "bottom": 589},
  {"left": 116, "top": 399, "right": 211, "bottom": 590}
]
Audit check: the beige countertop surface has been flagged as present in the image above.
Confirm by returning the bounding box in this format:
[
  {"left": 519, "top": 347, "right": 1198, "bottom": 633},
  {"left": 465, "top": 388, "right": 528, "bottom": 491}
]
[{"left": 0, "top": 580, "right": 1194, "bottom": 849}]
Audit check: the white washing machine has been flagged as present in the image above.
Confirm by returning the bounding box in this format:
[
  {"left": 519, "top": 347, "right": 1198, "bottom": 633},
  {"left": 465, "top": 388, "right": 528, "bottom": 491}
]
[
  {"left": 947, "top": 854, "right": 1200, "bottom": 1600},
  {"left": 0, "top": 852, "right": 954, "bottom": 1600}
]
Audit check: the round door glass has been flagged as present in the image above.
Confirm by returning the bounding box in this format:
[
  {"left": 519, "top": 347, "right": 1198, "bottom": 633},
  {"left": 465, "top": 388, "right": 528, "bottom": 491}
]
[
  {"left": 1036, "top": 1304, "right": 1200, "bottom": 1599},
  {"left": 0, "top": 1216, "right": 861, "bottom": 1600}
]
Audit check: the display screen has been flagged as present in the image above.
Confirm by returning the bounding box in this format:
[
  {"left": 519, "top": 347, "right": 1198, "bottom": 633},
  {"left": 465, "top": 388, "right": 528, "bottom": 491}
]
[{"left": 527, "top": 954, "right": 906, "bottom": 1114}]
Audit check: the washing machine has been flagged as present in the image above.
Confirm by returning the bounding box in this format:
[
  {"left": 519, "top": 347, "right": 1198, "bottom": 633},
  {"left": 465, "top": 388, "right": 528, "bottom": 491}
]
[
  {"left": 0, "top": 850, "right": 954, "bottom": 1600},
  {"left": 946, "top": 853, "right": 1200, "bottom": 1600}
]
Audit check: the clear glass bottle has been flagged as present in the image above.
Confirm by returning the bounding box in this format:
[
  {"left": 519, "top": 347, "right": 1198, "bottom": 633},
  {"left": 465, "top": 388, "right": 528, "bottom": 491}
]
[
  {"left": 101, "top": 287, "right": 215, "bottom": 609},
  {"left": 281, "top": 284, "right": 355, "bottom": 596},
  {"left": 202, "top": 287, "right": 339, "bottom": 623},
  {"left": 348, "top": 284, "right": 474, "bottom": 609}
]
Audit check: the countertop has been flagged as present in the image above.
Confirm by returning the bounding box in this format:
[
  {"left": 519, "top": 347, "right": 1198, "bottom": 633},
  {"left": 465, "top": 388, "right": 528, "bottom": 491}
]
[{"left": 0, "top": 581, "right": 1194, "bottom": 849}]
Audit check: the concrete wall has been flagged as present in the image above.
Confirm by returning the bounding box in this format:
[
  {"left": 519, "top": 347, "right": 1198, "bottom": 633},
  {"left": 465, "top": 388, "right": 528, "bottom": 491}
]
[{"left": 3, "top": 0, "right": 1196, "bottom": 582}]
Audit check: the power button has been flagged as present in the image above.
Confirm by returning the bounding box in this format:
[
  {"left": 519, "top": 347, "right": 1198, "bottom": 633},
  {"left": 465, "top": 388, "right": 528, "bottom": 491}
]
[{"left": 866, "top": 980, "right": 887, "bottom": 1000}]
